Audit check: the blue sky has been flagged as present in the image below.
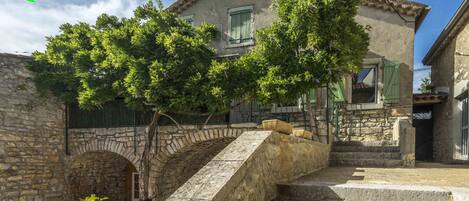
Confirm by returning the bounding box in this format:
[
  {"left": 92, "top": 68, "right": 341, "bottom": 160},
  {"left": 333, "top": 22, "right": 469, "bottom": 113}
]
[
  {"left": 0, "top": 0, "right": 463, "bottom": 92},
  {"left": 413, "top": 0, "right": 463, "bottom": 92}
]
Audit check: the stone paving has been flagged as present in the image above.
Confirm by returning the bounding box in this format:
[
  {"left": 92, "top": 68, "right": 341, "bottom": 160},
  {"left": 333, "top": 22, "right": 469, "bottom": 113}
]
[{"left": 293, "top": 162, "right": 469, "bottom": 188}]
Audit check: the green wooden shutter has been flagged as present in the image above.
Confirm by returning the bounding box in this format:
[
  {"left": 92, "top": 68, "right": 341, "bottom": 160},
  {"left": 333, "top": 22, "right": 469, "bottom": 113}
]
[
  {"left": 309, "top": 89, "right": 317, "bottom": 104},
  {"left": 383, "top": 60, "right": 400, "bottom": 103},
  {"left": 332, "top": 79, "right": 346, "bottom": 102},
  {"left": 230, "top": 13, "right": 241, "bottom": 44},
  {"left": 240, "top": 12, "right": 251, "bottom": 42}
]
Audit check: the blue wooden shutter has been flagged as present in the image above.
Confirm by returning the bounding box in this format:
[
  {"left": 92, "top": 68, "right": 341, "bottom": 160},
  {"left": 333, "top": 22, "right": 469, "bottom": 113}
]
[{"left": 383, "top": 60, "right": 400, "bottom": 103}]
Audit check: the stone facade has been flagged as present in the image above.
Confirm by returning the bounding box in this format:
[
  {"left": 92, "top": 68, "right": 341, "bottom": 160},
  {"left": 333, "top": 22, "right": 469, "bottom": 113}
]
[
  {"left": 67, "top": 126, "right": 256, "bottom": 200},
  {"left": 175, "top": 0, "right": 424, "bottom": 143},
  {"left": 167, "top": 131, "right": 330, "bottom": 201},
  {"left": 0, "top": 53, "right": 67, "bottom": 201},
  {"left": 423, "top": 2, "right": 469, "bottom": 162}
]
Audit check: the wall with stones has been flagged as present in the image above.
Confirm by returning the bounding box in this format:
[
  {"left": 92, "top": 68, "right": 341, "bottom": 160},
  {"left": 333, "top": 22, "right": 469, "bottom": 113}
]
[
  {"left": 167, "top": 131, "right": 330, "bottom": 201},
  {"left": 69, "top": 151, "right": 136, "bottom": 201},
  {"left": 0, "top": 53, "right": 67, "bottom": 201},
  {"left": 67, "top": 125, "right": 257, "bottom": 200}
]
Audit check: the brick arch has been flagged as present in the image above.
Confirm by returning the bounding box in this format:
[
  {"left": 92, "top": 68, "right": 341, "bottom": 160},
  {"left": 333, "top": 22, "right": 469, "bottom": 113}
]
[
  {"left": 149, "top": 127, "right": 253, "bottom": 200},
  {"left": 69, "top": 139, "right": 140, "bottom": 169}
]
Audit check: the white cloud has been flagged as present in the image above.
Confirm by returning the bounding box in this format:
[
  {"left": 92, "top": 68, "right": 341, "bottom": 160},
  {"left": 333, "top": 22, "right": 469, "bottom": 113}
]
[{"left": 0, "top": 0, "right": 146, "bottom": 54}]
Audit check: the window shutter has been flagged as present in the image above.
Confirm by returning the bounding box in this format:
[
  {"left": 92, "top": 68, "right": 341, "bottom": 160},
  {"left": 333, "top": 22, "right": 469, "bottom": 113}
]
[
  {"left": 241, "top": 12, "right": 251, "bottom": 42},
  {"left": 383, "top": 60, "right": 400, "bottom": 103},
  {"left": 309, "top": 89, "right": 317, "bottom": 104},
  {"left": 230, "top": 13, "right": 241, "bottom": 43},
  {"left": 332, "top": 79, "right": 346, "bottom": 102}
]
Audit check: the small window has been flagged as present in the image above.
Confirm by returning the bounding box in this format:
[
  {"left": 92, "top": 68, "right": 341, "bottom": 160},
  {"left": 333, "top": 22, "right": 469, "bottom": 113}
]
[
  {"left": 352, "top": 65, "right": 378, "bottom": 104},
  {"left": 181, "top": 15, "right": 194, "bottom": 26},
  {"left": 228, "top": 6, "right": 253, "bottom": 46}
]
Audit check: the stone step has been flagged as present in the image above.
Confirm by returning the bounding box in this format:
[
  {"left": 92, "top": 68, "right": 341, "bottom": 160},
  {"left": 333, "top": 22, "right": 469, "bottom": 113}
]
[
  {"left": 330, "top": 159, "right": 403, "bottom": 167},
  {"left": 276, "top": 182, "right": 453, "bottom": 201},
  {"left": 331, "top": 145, "right": 400, "bottom": 153},
  {"left": 330, "top": 151, "right": 400, "bottom": 160}
]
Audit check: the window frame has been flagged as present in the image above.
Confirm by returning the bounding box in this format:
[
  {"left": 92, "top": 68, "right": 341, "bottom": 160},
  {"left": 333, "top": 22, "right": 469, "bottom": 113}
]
[
  {"left": 132, "top": 172, "right": 139, "bottom": 201},
  {"left": 347, "top": 58, "right": 384, "bottom": 110},
  {"left": 226, "top": 5, "right": 255, "bottom": 48},
  {"left": 180, "top": 14, "right": 194, "bottom": 26}
]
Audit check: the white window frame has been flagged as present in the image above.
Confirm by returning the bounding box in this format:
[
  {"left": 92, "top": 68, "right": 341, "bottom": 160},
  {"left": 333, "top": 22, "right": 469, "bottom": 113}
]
[
  {"left": 226, "top": 5, "right": 254, "bottom": 48},
  {"left": 347, "top": 58, "right": 384, "bottom": 110},
  {"left": 181, "top": 14, "right": 194, "bottom": 26},
  {"left": 132, "top": 172, "right": 139, "bottom": 201}
]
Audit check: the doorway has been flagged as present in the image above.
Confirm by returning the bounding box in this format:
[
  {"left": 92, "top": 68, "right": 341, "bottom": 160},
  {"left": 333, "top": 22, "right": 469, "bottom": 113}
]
[{"left": 413, "top": 105, "right": 434, "bottom": 161}]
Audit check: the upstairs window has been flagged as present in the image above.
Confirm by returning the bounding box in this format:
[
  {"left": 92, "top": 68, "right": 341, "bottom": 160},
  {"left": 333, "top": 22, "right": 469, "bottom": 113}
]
[
  {"left": 181, "top": 15, "right": 194, "bottom": 26},
  {"left": 352, "top": 65, "right": 378, "bottom": 104},
  {"left": 228, "top": 6, "right": 253, "bottom": 46}
]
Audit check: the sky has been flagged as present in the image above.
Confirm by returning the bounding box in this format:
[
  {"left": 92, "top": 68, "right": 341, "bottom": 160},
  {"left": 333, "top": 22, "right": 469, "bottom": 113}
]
[{"left": 0, "top": 0, "right": 464, "bottom": 92}]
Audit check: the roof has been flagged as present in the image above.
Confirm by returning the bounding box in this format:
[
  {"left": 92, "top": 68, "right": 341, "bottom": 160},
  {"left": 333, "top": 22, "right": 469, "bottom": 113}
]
[
  {"left": 423, "top": 0, "right": 469, "bottom": 65},
  {"left": 167, "top": 0, "right": 429, "bottom": 31},
  {"left": 413, "top": 93, "right": 447, "bottom": 105}
]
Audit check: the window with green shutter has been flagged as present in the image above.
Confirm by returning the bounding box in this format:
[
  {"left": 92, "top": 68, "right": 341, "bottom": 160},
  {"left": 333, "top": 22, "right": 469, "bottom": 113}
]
[
  {"left": 383, "top": 60, "right": 400, "bottom": 103},
  {"left": 229, "top": 6, "right": 253, "bottom": 45},
  {"left": 332, "top": 79, "right": 346, "bottom": 103}
]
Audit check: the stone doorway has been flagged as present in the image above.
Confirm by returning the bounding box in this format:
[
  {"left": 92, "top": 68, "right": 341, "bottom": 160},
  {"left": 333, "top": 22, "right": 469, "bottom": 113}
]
[{"left": 68, "top": 151, "right": 139, "bottom": 201}]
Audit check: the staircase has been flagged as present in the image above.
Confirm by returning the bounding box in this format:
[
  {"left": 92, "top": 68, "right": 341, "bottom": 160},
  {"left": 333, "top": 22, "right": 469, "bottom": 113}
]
[{"left": 329, "top": 141, "right": 402, "bottom": 167}]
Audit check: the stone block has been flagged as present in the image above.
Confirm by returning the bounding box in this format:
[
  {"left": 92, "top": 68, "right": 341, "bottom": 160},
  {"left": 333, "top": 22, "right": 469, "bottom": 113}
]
[
  {"left": 292, "top": 129, "right": 315, "bottom": 140},
  {"left": 262, "top": 119, "right": 293, "bottom": 134}
]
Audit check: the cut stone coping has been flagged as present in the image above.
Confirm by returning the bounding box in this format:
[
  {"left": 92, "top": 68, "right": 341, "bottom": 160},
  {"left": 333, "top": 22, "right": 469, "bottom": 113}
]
[
  {"left": 166, "top": 130, "right": 330, "bottom": 201},
  {"left": 278, "top": 182, "right": 457, "bottom": 201}
]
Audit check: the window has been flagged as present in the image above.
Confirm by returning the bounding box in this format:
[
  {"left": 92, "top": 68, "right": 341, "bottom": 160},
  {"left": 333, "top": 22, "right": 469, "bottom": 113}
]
[
  {"left": 352, "top": 65, "right": 378, "bottom": 104},
  {"left": 228, "top": 6, "right": 253, "bottom": 46},
  {"left": 181, "top": 15, "right": 194, "bottom": 26},
  {"left": 462, "top": 97, "right": 469, "bottom": 157}
]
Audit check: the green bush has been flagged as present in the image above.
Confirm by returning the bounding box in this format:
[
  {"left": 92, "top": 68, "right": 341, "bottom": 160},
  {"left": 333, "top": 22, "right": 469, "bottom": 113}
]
[{"left": 83, "top": 194, "right": 108, "bottom": 201}]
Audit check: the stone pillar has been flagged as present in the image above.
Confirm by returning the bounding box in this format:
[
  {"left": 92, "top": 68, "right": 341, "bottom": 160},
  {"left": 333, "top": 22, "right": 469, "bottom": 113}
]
[{"left": 397, "top": 118, "right": 416, "bottom": 167}]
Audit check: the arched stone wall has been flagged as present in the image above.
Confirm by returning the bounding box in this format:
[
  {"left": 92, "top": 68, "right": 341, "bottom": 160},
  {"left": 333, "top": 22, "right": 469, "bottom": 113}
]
[
  {"left": 67, "top": 126, "right": 257, "bottom": 200},
  {"left": 68, "top": 151, "right": 138, "bottom": 201},
  {"left": 150, "top": 127, "right": 252, "bottom": 200}
]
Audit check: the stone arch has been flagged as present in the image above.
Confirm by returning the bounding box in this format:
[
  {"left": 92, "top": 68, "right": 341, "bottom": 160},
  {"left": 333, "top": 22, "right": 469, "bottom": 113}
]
[
  {"left": 67, "top": 151, "right": 139, "bottom": 201},
  {"left": 149, "top": 127, "right": 251, "bottom": 200},
  {"left": 69, "top": 139, "right": 140, "bottom": 169}
]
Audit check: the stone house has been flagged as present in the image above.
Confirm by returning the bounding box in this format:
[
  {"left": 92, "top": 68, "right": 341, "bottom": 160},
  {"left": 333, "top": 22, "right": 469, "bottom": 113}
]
[
  {"left": 169, "top": 0, "right": 429, "bottom": 143},
  {"left": 422, "top": 0, "right": 469, "bottom": 163}
]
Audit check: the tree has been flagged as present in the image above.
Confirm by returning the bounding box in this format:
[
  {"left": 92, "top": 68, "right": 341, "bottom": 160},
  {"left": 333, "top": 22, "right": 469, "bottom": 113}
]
[
  {"left": 28, "top": 2, "right": 222, "bottom": 200},
  {"left": 211, "top": 0, "right": 369, "bottom": 133},
  {"left": 418, "top": 75, "right": 432, "bottom": 94}
]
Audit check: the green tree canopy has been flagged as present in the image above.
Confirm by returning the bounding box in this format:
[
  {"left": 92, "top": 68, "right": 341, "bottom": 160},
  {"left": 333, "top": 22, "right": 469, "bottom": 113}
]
[
  {"left": 29, "top": 1, "right": 221, "bottom": 114},
  {"left": 211, "top": 0, "right": 369, "bottom": 104}
]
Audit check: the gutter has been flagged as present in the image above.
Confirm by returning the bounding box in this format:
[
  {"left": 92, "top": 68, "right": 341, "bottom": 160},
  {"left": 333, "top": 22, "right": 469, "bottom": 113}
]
[{"left": 423, "top": 0, "right": 469, "bottom": 65}]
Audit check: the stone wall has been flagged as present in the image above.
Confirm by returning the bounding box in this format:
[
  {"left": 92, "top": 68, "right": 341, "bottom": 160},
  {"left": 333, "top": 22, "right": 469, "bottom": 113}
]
[
  {"left": 67, "top": 125, "right": 257, "bottom": 200},
  {"left": 0, "top": 53, "right": 67, "bottom": 200},
  {"left": 69, "top": 151, "right": 136, "bottom": 201},
  {"left": 167, "top": 131, "right": 330, "bottom": 201}
]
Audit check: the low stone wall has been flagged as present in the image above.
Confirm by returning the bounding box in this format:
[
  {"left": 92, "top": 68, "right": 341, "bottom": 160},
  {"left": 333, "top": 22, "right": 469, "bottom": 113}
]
[{"left": 166, "top": 131, "right": 330, "bottom": 201}]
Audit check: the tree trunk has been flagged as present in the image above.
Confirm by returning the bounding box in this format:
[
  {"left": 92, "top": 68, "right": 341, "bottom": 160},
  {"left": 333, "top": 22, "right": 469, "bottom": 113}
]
[{"left": 140, "top": 111, "right": 160, "bottom": 201}]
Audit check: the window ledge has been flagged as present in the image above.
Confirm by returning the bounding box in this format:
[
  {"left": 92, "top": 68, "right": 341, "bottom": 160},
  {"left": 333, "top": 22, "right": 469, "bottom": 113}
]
[
  {"left": 225, "top": 41, "right": 255, "bottom": 49},
  {"left": 346, "top": 103, "right": 383, "bottom": 110}
]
